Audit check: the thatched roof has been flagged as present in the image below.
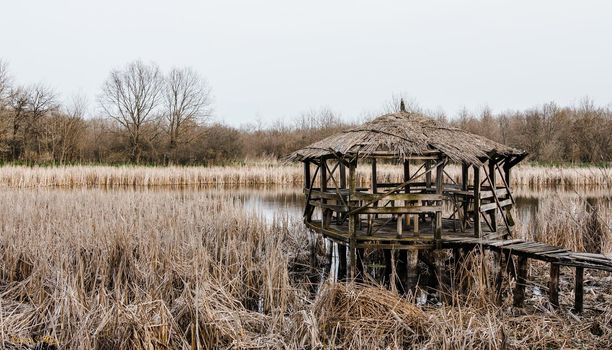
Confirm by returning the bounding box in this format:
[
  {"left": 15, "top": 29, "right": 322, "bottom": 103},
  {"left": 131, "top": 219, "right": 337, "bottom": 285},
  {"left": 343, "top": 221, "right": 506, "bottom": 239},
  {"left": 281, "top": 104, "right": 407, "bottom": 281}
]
[{"left": 287, "top": 111, "right": 525, "bottom": 166}]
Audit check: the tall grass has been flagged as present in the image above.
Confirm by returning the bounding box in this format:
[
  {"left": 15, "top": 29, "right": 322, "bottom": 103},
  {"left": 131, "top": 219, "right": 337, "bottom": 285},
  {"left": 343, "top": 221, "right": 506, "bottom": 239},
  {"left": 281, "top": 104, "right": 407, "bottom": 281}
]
[
  {"left": 1, "top": 188, "right": 611, "bottom": 349},
  {"left": 0, "top": 163, "right": 609, "bottom": 188}
]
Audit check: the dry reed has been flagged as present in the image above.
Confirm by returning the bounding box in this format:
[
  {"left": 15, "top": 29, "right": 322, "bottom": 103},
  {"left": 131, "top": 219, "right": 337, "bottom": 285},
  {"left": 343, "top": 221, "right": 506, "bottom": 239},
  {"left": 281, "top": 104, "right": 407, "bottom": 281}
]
[
  {"left": 0, "top": 163, "right": 609, "bottom": 189},
  {"left": 1, "top": 187, "right": 611, "bottom": 349}
]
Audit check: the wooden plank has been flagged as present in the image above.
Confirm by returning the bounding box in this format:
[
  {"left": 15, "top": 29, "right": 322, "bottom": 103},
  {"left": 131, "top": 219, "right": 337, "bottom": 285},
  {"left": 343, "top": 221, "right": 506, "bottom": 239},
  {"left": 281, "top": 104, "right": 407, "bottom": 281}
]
[
  {"left": 489, "top": 239, "right": 525, "bottom": 247},
  {"left": 359, "top": 205, "right": 442, "bottom": 214},
  {"left": 569, "top": 254, "right": 612, "bottom": 265},
  {"left": 308, "top": 201, "right": 349, "bottom": 212},
  {"left": 480, "top": 199, "right": 513, "bottom": 213},
  {"left": 356, "top": 243, "right": 434, "bottom": 250},
  {"left": 479, "top": 188, "right": 509, "bottom": 199},
  {"left": 306, "top": 190, "right": 348, "bottom": 200},
  {"left": 351, "top": 192, "right": 443, "bottom": 201}
]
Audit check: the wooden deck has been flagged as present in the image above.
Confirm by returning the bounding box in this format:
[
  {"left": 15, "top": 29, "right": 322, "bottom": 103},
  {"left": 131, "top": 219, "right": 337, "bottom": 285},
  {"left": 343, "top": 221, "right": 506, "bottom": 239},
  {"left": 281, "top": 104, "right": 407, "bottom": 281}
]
[{"left": 308, "top": 217, "right": 612, "bottom": 312}]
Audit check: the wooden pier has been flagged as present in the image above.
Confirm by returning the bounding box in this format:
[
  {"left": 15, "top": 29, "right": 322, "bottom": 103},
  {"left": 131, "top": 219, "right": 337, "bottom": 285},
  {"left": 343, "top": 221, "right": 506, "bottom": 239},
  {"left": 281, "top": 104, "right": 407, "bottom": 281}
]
[{"left": 288, "top": 108, "right": 612, "bottom": 312}]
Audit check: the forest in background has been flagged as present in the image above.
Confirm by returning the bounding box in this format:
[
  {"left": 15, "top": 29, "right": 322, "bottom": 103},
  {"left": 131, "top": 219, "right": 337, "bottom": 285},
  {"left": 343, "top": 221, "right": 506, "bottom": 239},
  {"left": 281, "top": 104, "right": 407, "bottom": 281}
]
[{"left": 1, "top": 59, "right": 610, "bottom": 166}]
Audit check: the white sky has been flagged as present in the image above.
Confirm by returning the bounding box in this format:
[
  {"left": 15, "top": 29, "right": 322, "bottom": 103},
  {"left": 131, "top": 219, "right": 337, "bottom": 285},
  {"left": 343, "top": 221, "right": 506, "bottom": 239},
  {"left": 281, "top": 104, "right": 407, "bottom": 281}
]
[{"left": 1, "top": 0, "right": 611, "bottom": 126}]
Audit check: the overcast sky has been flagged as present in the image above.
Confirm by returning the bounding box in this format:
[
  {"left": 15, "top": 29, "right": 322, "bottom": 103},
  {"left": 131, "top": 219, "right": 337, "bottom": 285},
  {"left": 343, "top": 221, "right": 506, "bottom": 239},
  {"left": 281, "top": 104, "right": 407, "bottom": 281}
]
[{"left": 1, "top": 0, "right": 611, "bottom": 126}]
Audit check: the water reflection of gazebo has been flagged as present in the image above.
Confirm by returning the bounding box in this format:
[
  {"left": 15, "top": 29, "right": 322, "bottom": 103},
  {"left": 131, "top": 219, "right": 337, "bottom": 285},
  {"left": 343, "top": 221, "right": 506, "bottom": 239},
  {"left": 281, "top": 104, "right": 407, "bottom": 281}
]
[{"left": 287, "top": 106, "right": 527, "bottom": 282}]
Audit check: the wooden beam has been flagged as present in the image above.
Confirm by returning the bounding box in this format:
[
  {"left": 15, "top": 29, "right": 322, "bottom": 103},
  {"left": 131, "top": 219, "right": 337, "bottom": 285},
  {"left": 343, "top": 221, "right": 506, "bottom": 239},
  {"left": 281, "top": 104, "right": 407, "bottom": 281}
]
[
  {"left": 383, "top": 248, "right": 392, "bottom": 287},
  {"left": 435, "top": 160, "right": 444, "bottom": 243},
  {"left": 513, "top": 255, "right": 528, "bottom": 307},
  {"left": 303, "top": 161, "right": 311, "bottom": 189},
  {"left": 574, "top": 266, "right": 584, "bottom": 313},
  {"left": 425, "top": 160, "right": 432, "bottom": 189},
  {"left": 473, "top": 165, "right": 482, "bottom": 237},
  {"left": 371, "top": 158, "right": 377, "bottom": 193},
  {"left": 488, "top": 160, "right": 497, "bottom": 232},
  {"left": 339, "top": 162, "right": 346, "bottom": 189},
  {"left": 337, "top": 243, "right": 347, "bottom": 281},
  {"left": 404, "top": 160, "right": 410, "bottom": 193},
  {"left": 351, "top": 192, "right": 443, "bottom": 201},
  {"left": 549, "top": 263, "right": 560, "bottom": 308},
  {"left": 494, "top": 251, "right": 505, "bottom": 305},
  {"left": 320, "top": 157, "right": 327, "bottom": 192},
  {"left": 461, "top": 163, "right": 469, "bottom": 230},
  {"left": 348, "top": 161, "right": 357, "bottom": 279}
]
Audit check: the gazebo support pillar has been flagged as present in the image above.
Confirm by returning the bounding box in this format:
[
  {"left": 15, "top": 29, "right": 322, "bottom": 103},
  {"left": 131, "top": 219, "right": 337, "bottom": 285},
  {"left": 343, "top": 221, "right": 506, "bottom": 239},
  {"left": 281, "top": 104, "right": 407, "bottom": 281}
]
[
  {"left": 488, "top": 160, "right": 497, "bottom": 232},
  {"left": 473, "top": 165, "right": 482, "bottom": 237},
  {"left": 348, "top": 160, "right": 358, "bottom": 280}
]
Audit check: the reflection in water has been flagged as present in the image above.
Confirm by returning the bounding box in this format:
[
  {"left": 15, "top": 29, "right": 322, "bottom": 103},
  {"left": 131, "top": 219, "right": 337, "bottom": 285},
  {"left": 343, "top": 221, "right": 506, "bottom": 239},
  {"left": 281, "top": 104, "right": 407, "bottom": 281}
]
[
  {"left": 214, "top": 185, "right": 612, "bottom": 254},
  {"left": 44, "top": 184, "right": 612, "bottom": 254}
]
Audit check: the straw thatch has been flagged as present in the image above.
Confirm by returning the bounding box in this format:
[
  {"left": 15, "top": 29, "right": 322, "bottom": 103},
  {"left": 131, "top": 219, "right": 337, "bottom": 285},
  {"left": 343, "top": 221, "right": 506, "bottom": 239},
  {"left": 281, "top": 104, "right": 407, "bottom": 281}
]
[{"left": 287, "top": 111, "right": 525, "bottom": 166}]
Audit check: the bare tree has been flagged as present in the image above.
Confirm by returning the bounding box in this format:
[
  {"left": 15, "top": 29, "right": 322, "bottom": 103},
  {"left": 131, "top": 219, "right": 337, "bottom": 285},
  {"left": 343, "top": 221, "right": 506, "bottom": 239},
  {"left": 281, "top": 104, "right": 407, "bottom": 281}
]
[
  {"left": 99, "top": 61, "right": 163, "bottom": 163},
  {"left": 0, "top": 59, "right": 12, "bottom": 104},
  {"left": 47, "top": 94, "right": 87, "bottom": 164},
  {"left": 5, "top": 84, "right": 58, "bottom": 160},
  {"left": 164, "top": 67, "right": 212, "bottom": 162}
]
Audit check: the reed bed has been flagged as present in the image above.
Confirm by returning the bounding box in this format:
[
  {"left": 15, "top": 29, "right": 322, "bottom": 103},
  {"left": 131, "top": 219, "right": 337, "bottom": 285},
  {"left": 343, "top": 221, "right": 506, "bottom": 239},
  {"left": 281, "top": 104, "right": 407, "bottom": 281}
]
[
  {"left": 0, "top": 163, "right": 609, "bottom": 188},
  {"left": 1, "top": 188, "right": 611, "bottom": 349}
]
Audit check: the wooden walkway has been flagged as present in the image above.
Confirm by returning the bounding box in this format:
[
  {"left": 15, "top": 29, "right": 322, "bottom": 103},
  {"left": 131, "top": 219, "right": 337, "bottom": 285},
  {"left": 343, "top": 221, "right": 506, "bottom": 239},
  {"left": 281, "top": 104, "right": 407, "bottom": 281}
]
[
  {"left": 442, "top": 236, "right": 612, "bottom": 312},
  {"left": 309, "top": 218, "right": 612, "bottom": 313}
]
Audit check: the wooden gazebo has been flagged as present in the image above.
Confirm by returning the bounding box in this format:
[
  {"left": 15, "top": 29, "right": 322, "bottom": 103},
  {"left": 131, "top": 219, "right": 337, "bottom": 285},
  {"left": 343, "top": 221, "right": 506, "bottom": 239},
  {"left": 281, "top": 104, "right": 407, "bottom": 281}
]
[{"left": 288, "top": 108, "right": 527, "bottom": 282}]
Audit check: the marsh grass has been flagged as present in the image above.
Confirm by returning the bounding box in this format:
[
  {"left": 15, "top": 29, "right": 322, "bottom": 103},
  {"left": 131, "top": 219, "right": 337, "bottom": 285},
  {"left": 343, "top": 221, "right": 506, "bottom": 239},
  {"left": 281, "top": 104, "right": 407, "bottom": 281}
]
[
  {"left": 0, "top": 188, "right": 611, "bottom": 349},
  {"left": 0, "top": 163, "right": 610, "bottom": 188}
]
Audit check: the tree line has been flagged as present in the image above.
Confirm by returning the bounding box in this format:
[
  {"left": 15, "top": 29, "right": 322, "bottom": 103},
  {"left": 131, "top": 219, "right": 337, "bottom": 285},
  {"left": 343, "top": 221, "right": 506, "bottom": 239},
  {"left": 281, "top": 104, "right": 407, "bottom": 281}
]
[{"left": 0, "top": 59, "right": 610, "bottom": 165}]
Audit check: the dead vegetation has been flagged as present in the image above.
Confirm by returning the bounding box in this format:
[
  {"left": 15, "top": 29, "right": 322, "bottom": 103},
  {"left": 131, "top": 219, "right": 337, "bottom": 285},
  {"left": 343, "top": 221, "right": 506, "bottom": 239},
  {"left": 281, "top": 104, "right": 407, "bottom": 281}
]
[
  {"left": 0, "top": 163, "right": 609, "bottom": 189},
  {"left": 0, "top": 187, "right": 611, "bottom": 349}
]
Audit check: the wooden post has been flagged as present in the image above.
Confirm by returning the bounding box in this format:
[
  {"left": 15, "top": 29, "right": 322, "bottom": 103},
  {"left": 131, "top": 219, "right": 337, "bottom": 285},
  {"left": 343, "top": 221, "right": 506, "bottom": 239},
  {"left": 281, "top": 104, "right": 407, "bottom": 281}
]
[
  {"left": 403, "top": 160, "right": 410, "bottom": 193},
  {"left": 320, "top": 157, "right": 327, "bottom": 192},
  {"left": 320, "top": 157, "right": 329, "bottom": 229},
  {"left": 337, "top": 161, "right": 347, "bottom": 224},
  {"left": 304, "top": 161, "right": 313, "bottom": 222},
  {"left": 406, "top": 249, "right": 419, "bottom": 292},
  {"left": 383, "top": 248, "right": 392, "bottom": 286},
  {"left": 371, "top": 158, "right": 377, "bottom": 193},
  {"left": 397, "top": 215, "right": 403, "bottom": 238},
  {"left": 503, "top": 158, "right": 511, "bottom": 189},
  {"left": 513, "top": 255, "right": 528, "bottom": 307},
  {"left": 337, "top": 243, "right": 347, "bottom": 281},
  {"left": 403, "top": 160, "right": 412, "bottom": 231},
  {"left": 348, "top": 161, "right": 358, "bottom": 279},
  {"left": 339, "top": 162, "right": 346, "bottom": 189},
  {"left": 370, "top": 158, "right": 377, "bottom": 231},
  {"left": 425, "top": 160, "right": 432, "bottom": 190},
  {"left": 549, "top": 263, "right": 560, "bottom": 308},
  {"left": 494, "top": 251, "right": 505, "bottom": 305},
  {"left": 488, "top": 160, "right": 497, "bottom": 232},
  {"left": 434, "top": 160, "right": 444, "bottom": 243},
  {"left": 473, "top": 165, "right": 481, "bottom": 237},
  {"left": 397, "top": 250, "right": 408, "bottom": 293},
  {"left": 356, "top": 247, "right": 365, "bottom": 281},
  {"left": 304, "top": 161, "right": 311, "bottom": 190},
  {"left": 461, "top": 163, "right": 469, "bottom": 230},
  {"left": 574, "top": 266, "right": 584, "bottom": 313},
  {"left": 325, "top": 239, "right": 333, "bottom": 279},
  {"left": 453, "top": 248, "right": 461, "bottom": 295}
]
